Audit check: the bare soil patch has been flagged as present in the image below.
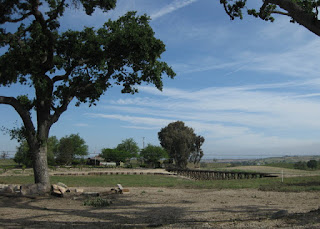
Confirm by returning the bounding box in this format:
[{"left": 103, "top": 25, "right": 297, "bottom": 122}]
[{"left": 1, "top": 187, "right": 319, "bottom": 228}]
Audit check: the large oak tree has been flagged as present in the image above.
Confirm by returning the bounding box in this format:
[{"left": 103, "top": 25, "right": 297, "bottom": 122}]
[
  {"left": 220, "top": 0, "right": 320, "bottom": 36},
  {"left": 158, "top": 121, "right": 204, "bottom": 169},
  {"left": 0, "top": 0, "right": 175, "bottom": 191}
]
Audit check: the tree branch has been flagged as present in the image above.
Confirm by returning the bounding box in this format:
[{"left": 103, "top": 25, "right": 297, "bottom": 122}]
[
  {"left": 266, "top": 0, "right": 320, "bottom": 36},
  {"left": 221, "top": 0, "right": 234, "bottom": 20},
  {"left": 46, "top": 0, "right": 66, "bottom": 23},
  {"left": 0, "top": 96, "right": 36, "bottom": 143},
  {"left": 49, "top": 96, "right": 74, "bottom": 125},
  {"left": 270, "top": 10, "right": 290, "bottom": 16},
  {"left": 31, "top": 0, "right": 55, "bottom": 72},
  {"left": 52, "top": 59, "right": 88, "bottom": 83},
  {"left": 6, "top": 12, "right": 33, "bottom": 23}
]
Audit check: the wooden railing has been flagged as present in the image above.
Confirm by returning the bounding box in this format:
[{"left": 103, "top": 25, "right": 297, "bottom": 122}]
[{"left": 166, "top": 168, "right": 278, "bottom": 180}]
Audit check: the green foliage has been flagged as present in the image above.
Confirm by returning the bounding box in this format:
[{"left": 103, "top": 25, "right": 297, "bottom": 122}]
[
  {"left": 220, "top": 0, "right": 320, "bottom": 36},
  {"left": 189, "top": 135, "right": 205, "bottom": 164},
  {"left": 13, "top": 134, "right": 87, "bottom": 166},
  {"left": 14, "top": 136, "right": 61, "bottom": 167},
  {"left": 100, "top": 148, "right": 131, "bottom": 164},
  {"left": 0, "top": 0, "right": 175, "bottom": 185},
  {"left": 47, "top": 136, "right": 59, "bottom": 165},
  {"left": 294, "top": 161, "right": 308, "bottom": 170},
  {"left": 140, "top": 144, "right": 168, "bottom": 167},
  {"left": 56, "top": 134, "right": 88, "bottom": 165},
  {"left": 83, "top": 197, "right": 112, "bottom": 207},
  {"left": 116, "top": 138, "right": 140, "bottom": 158},
  {"left": 14, "top": 141, "right": 32, "bottom": 167},
  {"left": 158, "top": 121, "right": 204, "bottom": 169},
  {"left": 307, "top": 160, "right": 318, "bottom": 170}
]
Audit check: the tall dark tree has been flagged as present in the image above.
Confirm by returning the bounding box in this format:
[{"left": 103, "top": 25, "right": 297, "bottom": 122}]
[
  {"left": 0, "top": 1, "right": 175, "bottom": 190},
  {"left": 220, "top": 0, "right": 320, "bottom": 36},
  {"left": 55, "top": 134, "right": 88, "bottom": 165},
  {"left": 189, "top": 135, "right": 205, "bottom": 165},
  {"left": 158, "top": 121, "right": 204, "bottom": 169},
  {"left": 307, "top": 159, "right": 318, "bottom": 170}
]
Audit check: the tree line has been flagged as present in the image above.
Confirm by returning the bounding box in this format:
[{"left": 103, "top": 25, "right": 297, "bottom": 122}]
[
  {"left": 14, "top": 121, "right": 205, "bottom": 169},
  {"left": 14, "top": 134, "right": 88, "bottom": 167},
  {"left": 294, "top": 160, "right": 319, "bottom": 170}
]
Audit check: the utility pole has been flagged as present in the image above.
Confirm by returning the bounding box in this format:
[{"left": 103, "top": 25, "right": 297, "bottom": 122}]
[{"left": 142, "top": 137, "right": 145, "bottom": 149}]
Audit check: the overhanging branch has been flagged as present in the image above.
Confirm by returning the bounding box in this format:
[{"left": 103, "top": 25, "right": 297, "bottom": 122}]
[
  {"left": 0, "top": 96, "right": 36, "bottom": 142},
  {"left": 265, "top": 0, "right": 320, "bottom": 36},
  {"left": 49, "top": 96, "right": 74, "bottom": 125}
]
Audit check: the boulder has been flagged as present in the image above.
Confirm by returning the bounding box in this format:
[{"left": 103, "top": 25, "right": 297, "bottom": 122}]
[
  {"left": 56, "top": 182, "right": 68, "bottom": 189},
  {"left": 3, "top": 185, "right": 15, "bottom": 194},
  {"left": 51, "top": 184, "right": 68, "bottom": 197},
  {"left": 75, "top": 188, "right": 84, "bottom": 193},
  {"left": 20, "top": 183, "right": 49, "bottom": 196}
]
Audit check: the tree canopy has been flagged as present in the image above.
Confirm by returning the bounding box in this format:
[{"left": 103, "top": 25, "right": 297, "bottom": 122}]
[
  {"left": 158, "top": 121, "right": 205, "bottom": 169},
  {"left": 116, "top": 138, "right": 140, "bottom": 158},
  {"left": 140, "top": 144, "right": 168, "bottom": 168},
  {"left": 100, "top": 148, "right": 131, "bottom": 165},
  {"left": 55, "top": 133, "right": 88, "bottom": 165},
  {"left": 220, "top": 0, "right": 320, "bottom": 36},
  {"left": 0, "top": 0, "right": 175, "bottom": 189},
  {"left": 14, "top": 136, "right": 59, "bottom": 167},
  {"left": 307, "top": 159, "right": 318, "bottom": 169}
]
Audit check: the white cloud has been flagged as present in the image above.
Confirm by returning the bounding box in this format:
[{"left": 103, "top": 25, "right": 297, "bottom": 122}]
[
  {"left": 172, "top": 37, "right": 320, "bottom": 78},
  {"left": 241, "top": 39, "right": 320, "bottom": 77},
  {"left": 86, "top": 78, "right": 320, "bottom": 156},
  {"left": 150, "top": 0, "right": 198, "bottom": 20},
  {"left": 74, "top": 123, "right": 89, "bottom": 127},
  {"left": 87, "top": 113, "right": 174, "bottom": 129}
]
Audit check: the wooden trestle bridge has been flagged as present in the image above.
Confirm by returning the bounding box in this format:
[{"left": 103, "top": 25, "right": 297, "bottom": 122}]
[{"left": 167, "top": 169, "right": 278, "bottom": 180}]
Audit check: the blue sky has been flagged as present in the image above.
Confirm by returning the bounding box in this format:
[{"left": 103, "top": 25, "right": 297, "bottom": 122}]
[{"left": 1, "top": 0, "right": 320, "bottom": 159}]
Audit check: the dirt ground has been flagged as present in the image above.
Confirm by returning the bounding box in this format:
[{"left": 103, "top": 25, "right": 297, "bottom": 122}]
[{"left": 1, "top": 187, "right": 320, "bottom": 229}]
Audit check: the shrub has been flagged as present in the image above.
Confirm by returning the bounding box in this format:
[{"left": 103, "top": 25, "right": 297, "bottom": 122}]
[{"left": 83, "top": 197, "right": 112, "bottom": 207}]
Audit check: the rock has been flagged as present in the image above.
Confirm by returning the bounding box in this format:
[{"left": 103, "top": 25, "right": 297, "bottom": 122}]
[
  {"left": 75, "top": 188, "right": 84, "bottom": 193},
  {"left": 58, "top": 186, "right": 67, "bottom": 194},
  {"left": 3, "top": 185, "right": 15, "bottom": 194},
  {"left": 271, "top": 210, "right": 289, "bottom": 219},
  {"left": 56, "top": 182, "right": 68, "bottom": 189},
  {"left": 51, "top": 184, "right": 68, "bottom": 197},
  {"left": 51, "top": 189, "right": 63, "bottom": 197},
  {"left": 20, "top": 183, "right": 49, "bottom": 196}
]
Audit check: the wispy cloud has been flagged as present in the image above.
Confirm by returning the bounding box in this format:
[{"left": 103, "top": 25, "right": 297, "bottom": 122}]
[
  {"left": 87, "top": 79, "right": 320, "bottom": 155},
  {"left": 74, "top": 123, "right": 89, "bottom": 127},
  {"left": 151, "top": 0, "right": 198, "bottom": 20},
  {"left": 173, "top": 38, "right": 320, "bottom": 77}
]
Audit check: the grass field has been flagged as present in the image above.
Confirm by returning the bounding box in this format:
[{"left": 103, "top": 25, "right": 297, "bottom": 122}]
[
  {"left": 217, "top": 165, "right": 320, "bottom": 176},
  {"left": 0, "top": 173, "right": 319, "bottom": 192}
]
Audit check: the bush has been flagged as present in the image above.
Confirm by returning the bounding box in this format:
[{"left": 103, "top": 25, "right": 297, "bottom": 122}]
[
  {"left": 294, "top": 161, "right": 308, "bottom": 170},
  {"left": 83, "top": 197, "right": 112, "bottom": 207},
  {"left": 307, "top": 160, "right": 318, "bottom": 170}
]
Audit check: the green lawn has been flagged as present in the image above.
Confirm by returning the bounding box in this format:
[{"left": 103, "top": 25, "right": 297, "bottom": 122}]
[{"left": 0, "top": 174, "right": 319, "bottom": 192}]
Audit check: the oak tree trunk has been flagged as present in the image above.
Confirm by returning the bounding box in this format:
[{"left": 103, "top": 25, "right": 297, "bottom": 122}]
[{"left": 32, "top": 143, "right": 50, "bottom": 191}]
